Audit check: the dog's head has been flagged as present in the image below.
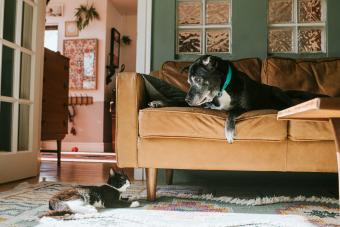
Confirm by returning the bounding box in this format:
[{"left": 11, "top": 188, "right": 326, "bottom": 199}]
[{"left": 185, "top": 55, "right": 229, "bottom": 106}]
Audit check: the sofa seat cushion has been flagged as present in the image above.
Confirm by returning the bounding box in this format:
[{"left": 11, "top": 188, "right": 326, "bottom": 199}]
[
  {"left": 139, "top": 108, "right": 287, "bottom": 141},
  {"left": 289, "top": 120, "right": 333, "bottom": 141}
]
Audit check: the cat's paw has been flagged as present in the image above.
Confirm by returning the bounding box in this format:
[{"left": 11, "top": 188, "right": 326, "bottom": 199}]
[{"left": 130, "top": 201, "right": 140, "bottom": 208}]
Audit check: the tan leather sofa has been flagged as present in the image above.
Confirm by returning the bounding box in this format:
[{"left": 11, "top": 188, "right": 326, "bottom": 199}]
[{"left": 115, "top": 57, "right": 340, "bottom": 200}]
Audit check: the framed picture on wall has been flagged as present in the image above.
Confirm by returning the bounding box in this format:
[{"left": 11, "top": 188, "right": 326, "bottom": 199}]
[
  {"left": 65, "top": 21, "right": 79, "bottom": 37},
  {"left": 111, "top": 28, "right": 120, "bottom": 68},
  {"left": 63, "top": 39, "right": 98, "bottom": 90},
  {"left": 46, "top": 4, "right": 63, "bottom": 17}
]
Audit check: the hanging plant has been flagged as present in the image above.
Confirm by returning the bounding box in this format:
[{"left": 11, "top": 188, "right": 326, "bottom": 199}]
[
  {"left": 74, "top": 4, "right": 100, "bottom": 31},
  {"left": 122, "top": 35, "right": 132, "bottom": 45}
]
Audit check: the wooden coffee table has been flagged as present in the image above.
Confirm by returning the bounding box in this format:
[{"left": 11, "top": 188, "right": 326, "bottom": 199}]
[{"left": 277, "top": 97, "right": 340, "bottom": 202}]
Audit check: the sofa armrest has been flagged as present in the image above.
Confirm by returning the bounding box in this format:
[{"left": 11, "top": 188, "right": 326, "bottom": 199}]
[{"left": 115, "top": 72, "right": 146, "bottom": 167}]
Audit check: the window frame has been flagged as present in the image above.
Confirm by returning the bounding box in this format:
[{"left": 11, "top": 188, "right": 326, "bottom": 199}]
[
  {"left": 176, "top": 0, "right": 232, "bottom": 55},
  {"left": 268, "top": 0, "right": 327, "bottom": 54}
]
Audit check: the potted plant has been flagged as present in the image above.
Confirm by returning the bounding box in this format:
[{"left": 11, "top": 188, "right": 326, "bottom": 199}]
[{"left": 74, "top": 4, "right": 100, "bottom": 31}]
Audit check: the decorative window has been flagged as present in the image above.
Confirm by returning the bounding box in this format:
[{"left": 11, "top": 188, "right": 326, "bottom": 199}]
[
  {"left": 268, "top": 0, "right": 326, "bottom": 53},
  {"left": 176, "top": 0, "right": 231, "bottom": 55}
]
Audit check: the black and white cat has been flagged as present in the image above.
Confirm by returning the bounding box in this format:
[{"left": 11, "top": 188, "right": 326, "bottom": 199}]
[{"left": 44, "top": 169, "right": 139, "bottom": 216}]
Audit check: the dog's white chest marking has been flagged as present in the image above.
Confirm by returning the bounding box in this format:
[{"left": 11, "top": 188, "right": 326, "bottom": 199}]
[{"left": 211, "top": 91, "right": 232, "bottom": 111}]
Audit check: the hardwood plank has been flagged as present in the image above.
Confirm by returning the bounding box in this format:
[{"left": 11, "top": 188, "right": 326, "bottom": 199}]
[{"left": 0, "top": 161, "right": 133, "bottom": 192}]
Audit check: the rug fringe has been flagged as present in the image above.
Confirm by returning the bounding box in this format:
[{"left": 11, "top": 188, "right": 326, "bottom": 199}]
[{"left": 130, "top": 192, "right": 339, "bottom": 206}]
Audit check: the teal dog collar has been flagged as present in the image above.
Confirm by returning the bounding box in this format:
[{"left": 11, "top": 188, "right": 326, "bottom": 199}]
[{"left": 218, "top": 65, "right": 232, "bottom": 97}]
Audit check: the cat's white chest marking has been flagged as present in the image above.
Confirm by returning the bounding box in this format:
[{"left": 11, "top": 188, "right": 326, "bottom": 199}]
[
  {"left": 117, "top": 180, "right": 130, "bottom": 192},
  {"left": 65, "top": 200, "right": 97, "bottom": 214},
  {"left": 93, "top": 201, "right": 104, "bottom": 208},
  {"left": 210, "top": 91, "right": 231, "bottom": 111}
]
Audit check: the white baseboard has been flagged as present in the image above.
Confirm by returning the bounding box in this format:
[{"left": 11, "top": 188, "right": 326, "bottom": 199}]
[
  {"left": 41, "top": 141, "right": 112, "bottom": 153},
  {"left": 134, "top": 168, "right": 145, "bottom": 180}
]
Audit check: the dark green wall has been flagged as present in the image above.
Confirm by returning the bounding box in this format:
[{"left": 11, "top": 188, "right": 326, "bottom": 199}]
[
  {"left": 151, "top": 0, "right": 176, "bottom": 71},
  {"left": 327, "top": 0, "right": 340, "bottom": 57},
  {"left": 151, "top": 0, "right": 340, "bottom": 71}
]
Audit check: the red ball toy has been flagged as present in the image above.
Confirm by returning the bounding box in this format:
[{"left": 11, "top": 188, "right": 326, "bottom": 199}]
[{"left": 71, "top": 147, "right": 79, "bottom": 152}]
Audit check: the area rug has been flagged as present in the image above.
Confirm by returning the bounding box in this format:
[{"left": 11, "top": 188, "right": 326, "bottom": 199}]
[
  {"left": 0, "top": 181, "right": 339, "bottom": 227},
  {"left": 37, "top": 209, "right": 315, "bottom": 227}
]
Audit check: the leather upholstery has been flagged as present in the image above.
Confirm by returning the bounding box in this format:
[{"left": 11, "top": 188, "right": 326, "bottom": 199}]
[
  {"left": 115, "top": 57, "right": 338, "bottom": 173},
  {"left": 115, "top": 73, "right": 146, "bottom": 167},
  {"left": 139, "top": 108, "right": 287, "bottom": 141},
  {"left": 138, "top": 138, "right": 287, "bottom": 171},
  {"left": 261, "top": 57, "right": 340, "bottom": 96},
  {"left": 288, "top": 120, "right": 334, "bottom": 141},
  {"left": 158, "top": 58, "right": 263, "bottom": 92},
  {"left": 287, "top": 141, "right": 337, "bottom": 172}
]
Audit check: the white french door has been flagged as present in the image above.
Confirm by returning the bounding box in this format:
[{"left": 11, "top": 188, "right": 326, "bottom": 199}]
[{"left": 0, "top": 0, "right": 45, "bottom": 183}]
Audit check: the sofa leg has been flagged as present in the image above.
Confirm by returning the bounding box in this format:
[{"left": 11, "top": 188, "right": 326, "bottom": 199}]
[
  {"left": 165, "top": 169, "right": 173, "bottom": 185},
  {"left": 146, "top": 168, "right": 157, "bottom": 201}
]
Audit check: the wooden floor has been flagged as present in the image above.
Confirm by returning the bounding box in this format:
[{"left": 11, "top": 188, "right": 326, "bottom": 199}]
[{"left": 0, "top": 161, "right": 133, "bottom": 192}]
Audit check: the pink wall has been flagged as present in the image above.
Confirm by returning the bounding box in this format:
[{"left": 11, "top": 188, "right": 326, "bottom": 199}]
[
  {"left": 104, "top": 1, "right": 137, "bottom": 144},
  {"left": 42, "top": 0, "right": 137, "bottom": 152},
  {"left": 120, "top": 15, "right": 137, "bottom": 72}
]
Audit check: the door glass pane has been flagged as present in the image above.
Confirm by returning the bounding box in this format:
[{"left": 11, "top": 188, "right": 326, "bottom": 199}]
[
  {"left": 0, "top": 102, "right": 12, "bottom": 152},
  {"left": 21, "top": 2, "right": 34, "bottom": 50},
  {"left": 1, "top": 46, "right": 15, "bottom": 97},
  {"left": 3, "top": 0, "right": 17, "bottom": 42},
  {"left": 18, "top": 104, "right": 29, "bottom": 151},
  {"left": 20, "top": 53, "right": 31, "bottom": 99}
]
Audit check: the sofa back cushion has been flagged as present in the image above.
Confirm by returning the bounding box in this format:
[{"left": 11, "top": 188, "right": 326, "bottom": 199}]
[
  {"left": 261, "top": 57, "right": 340, "bottom": 97},
  {"left": 156, "top": 58, "right": 262, "bottom": 92}
]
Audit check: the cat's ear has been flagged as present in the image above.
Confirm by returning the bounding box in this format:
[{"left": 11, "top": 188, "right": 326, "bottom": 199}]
[{"left": 109, "top": 168, "right": 115, "bottom": 176}]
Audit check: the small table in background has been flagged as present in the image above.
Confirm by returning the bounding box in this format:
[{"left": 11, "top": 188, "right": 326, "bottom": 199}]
[{"left": 277, "top": 98, "right": 340, "bottom": 203}]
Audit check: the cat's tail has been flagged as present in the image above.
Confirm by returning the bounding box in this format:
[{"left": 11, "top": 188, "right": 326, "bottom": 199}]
[
  {"left": 46, "top": 198, "right": 73, "bottom": 217},
  {"left": 49, "top": 198, "right": 65, "bottom": 210}
]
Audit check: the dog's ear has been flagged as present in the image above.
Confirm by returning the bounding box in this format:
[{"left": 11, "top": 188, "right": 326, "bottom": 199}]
[{"left": 201, "top": 55, "right": 217, "bottom": 70}]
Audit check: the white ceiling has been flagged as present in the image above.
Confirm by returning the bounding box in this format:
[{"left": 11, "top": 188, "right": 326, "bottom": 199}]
[{"left": 110, "top": 0, "right": 137, "bottom": 15}]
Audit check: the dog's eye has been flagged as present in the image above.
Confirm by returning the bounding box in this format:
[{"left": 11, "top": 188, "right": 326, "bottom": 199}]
[{"left": 194, "top": 77, "right": 203, "bottom": 83}]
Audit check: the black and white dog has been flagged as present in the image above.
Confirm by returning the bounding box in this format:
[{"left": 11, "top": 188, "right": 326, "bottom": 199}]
[
  {"left": 185, "top": 55, "right": 327, "bottom": 143},
  {"left": 148, "top": 55, "right": 327, "bottom": 143}
]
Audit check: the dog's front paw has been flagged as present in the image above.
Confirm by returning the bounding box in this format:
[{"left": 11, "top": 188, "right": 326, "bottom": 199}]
[
  {"left": 148, "top": 100, "right": 165, "bottom": 108},
  {"left": 225, "top": 128, "right": 235, "bottom": 144},
  {"left": 130, "top": 201, "right": 140, "bottom": 208}
]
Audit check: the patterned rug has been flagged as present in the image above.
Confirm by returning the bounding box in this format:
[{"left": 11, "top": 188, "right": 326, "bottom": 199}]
[{"left": 0, "top": 181, "right": 339, "bottom": 227}]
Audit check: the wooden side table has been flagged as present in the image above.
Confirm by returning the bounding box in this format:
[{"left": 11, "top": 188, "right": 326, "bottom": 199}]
[{"left": 277, "top": 98, "right": 340, "bottom": 202}]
